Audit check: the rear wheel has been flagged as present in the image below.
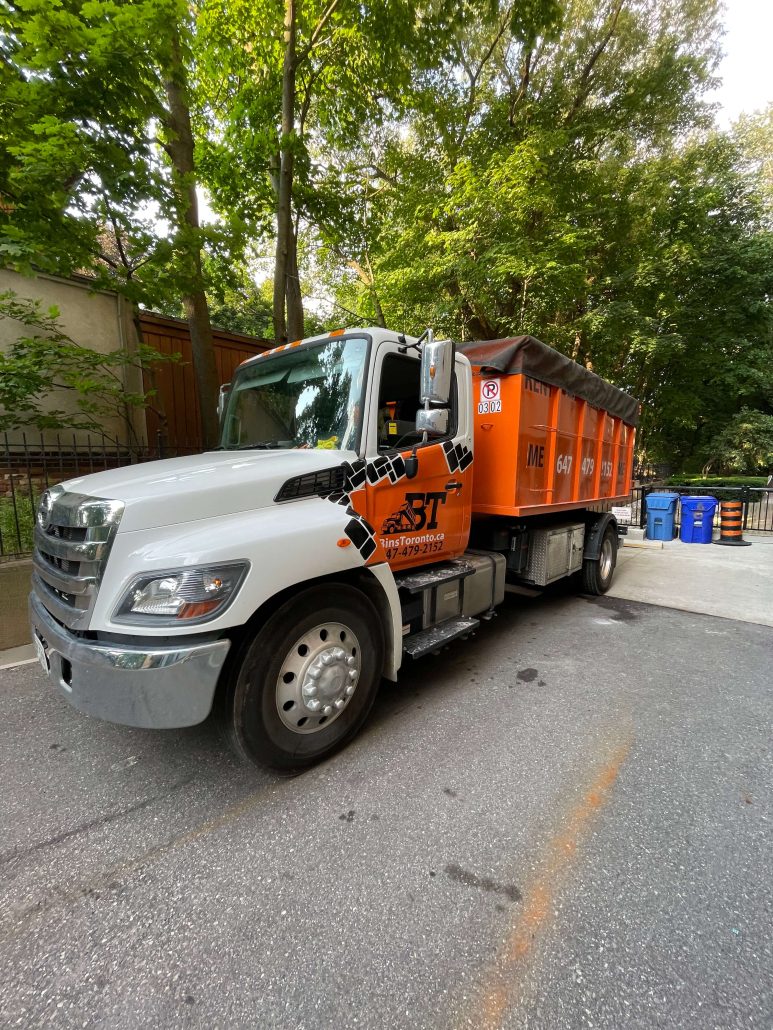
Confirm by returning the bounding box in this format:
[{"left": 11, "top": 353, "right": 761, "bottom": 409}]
[
  {"left": 582, "top": 525, "right": 617, "bottom": 595},
  {"left": 224, "top": 585, "right": 384, "bottom": 770}
]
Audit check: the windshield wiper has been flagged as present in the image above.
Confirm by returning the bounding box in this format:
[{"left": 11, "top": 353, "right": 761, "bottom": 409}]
[{"left": 223, "top": 442, "right": 283, "bottom": 451}]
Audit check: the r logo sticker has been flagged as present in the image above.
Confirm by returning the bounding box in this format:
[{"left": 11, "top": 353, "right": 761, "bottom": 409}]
[{"left": 478, "top": 379, "right": 502, "bottom": 415}]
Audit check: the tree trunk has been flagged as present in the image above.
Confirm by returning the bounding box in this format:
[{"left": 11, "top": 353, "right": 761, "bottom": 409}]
[
  {"left": 286, "top": 218, "right": 305, "bottom": 340},
  {"left": 371, "top": 287, "right": 386, "bottom": 329},
  {"left": 273, "top": 0, "right": 297, "bottom": 345},
  {"left": 163, "top": 30, "right": 220, "bottom": 450}
]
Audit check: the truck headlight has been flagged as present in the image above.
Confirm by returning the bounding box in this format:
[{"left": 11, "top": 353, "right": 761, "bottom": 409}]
[{"left": 114, "top": 563, "right": 249, "bottom": 625}]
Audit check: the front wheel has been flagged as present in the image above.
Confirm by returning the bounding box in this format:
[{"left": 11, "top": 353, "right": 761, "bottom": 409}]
[
  {"left": 224, "top": 585, "right": 384, "bottom": 770},
  {"left": 582, "top": 526, "right": 617, "bottom": 595}
]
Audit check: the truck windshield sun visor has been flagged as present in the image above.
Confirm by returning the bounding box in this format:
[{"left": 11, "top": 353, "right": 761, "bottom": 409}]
[{"left": 220, "top": 336, "right": 371, "bottom": 452}]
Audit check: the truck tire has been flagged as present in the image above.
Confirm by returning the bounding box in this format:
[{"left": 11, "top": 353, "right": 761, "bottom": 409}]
[
  {"left": 581, "top": 525, "right": 617, "bottom": 595},
  {"left": 224, "top": 585, "right": 384, "bottom": 770}
]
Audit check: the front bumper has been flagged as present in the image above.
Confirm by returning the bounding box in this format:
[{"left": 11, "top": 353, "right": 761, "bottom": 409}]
[{"left": 29, "top": 592, "right": 231, "bottom": 729}]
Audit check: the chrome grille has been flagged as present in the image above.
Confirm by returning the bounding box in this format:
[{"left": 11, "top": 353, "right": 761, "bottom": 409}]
[{"left": 32, "top": 489, "right": 124, "bottom": 630}]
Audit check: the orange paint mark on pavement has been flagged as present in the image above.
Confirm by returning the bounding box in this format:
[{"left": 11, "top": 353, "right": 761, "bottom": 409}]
[{"left": 472, "top": 737, "right": 633, "bottom": 1030}]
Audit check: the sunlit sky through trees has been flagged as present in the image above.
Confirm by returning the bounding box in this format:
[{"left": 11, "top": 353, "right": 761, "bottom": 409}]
[{"left": 708, "top": 0, "right": 772, "bottom": 125}]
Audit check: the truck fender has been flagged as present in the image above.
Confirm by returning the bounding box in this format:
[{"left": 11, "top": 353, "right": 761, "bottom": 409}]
[
  {"left": 582, "top": 511, "right": 618, "bottom": 561},
  {"left": 230, "top": 565, "right": 402, "bottom": 685},
  {"left": 362, "top": 563, "right": 402, "bottom": 682}
]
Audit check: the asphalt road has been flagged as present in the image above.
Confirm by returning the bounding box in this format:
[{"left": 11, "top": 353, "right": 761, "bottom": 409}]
[{"left": 1, "top": 590, "right": 771, "bottom": 1029}]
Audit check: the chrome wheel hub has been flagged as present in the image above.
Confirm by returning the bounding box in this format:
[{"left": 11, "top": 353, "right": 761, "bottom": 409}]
[
  {"left": 276, "top": 622, "right": 361, "bottom": 734},
  {"left": 600, "top": 536, "right": 614, "bottom": 580}
]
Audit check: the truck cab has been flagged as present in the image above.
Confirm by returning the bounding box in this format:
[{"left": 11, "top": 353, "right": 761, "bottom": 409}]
[{"left": 30, "top": 327, "right": 636, "bottom": 770}]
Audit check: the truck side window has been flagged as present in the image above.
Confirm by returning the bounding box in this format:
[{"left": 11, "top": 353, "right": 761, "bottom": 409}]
[{"left": 377, "top": 353, "right": 456, "bottom": 450}]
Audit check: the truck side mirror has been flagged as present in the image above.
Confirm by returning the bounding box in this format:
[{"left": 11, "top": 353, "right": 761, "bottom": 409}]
[
  {"left": 217, "top": 383, "right": 231, "bottom": 423},
  {"left": 416, "top": 408, "right": 449, "bottom": 438},
  {"left": 419, "top": 337, "right": 454, "bottom": 406}
]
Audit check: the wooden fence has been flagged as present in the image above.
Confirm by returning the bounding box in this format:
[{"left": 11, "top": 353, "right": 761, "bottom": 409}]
[{"left": 139, "top": 312, "right": 269, "bottom": 452}]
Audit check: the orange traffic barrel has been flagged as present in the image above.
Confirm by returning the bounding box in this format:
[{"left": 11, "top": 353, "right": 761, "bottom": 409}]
[{"left": 714, "top": 499, "right": 751, "bottom": 546}]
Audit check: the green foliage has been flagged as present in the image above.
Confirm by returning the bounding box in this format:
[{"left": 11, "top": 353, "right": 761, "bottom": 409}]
[
  {"left": 208, "top": 271, "right": 274, "bottom": 339},
  {"left": 665, "top": 476, "right": 767, "bottom": 488},
  {"left": 734, "top": 104, "right": 773, "bottom": 224},
  {"left": 0, "top": 0, "right": 248, "bottom": 311},
  {"left": 0, "top": 495, "right": 35, "bottom": 555},
  {"left": 2, "top": 0, "right": 771, "bottom": 466},
  {"left": 702, "top": 409, "right": 773, "bottom": 476},
  {"left": 320, "top": 0, "right": 773, "bottom": 471},
  {"left": 0, "top": 291, "right": 176, "bottom": 446}
]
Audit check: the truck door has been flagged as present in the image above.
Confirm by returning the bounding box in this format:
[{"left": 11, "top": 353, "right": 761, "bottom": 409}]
[{"left": 362, "top": 345, "right": 472, "bottom": 571}]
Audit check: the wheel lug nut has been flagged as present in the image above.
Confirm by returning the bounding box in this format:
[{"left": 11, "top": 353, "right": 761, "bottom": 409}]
[
  {"left": 303, "top": 683, "right": 318, "bottom": 697},
  {"left": 334, "top": 698, "right": 345, "bottom": 710},
  {"left": 323, "top": 704, "right": 333, "bottom": 716},
  {"left": 346, "top": 656, "right": 356, "bottom": 668},
  {"left": 308, "top": 667, "right": 321, "bottom": 680},
  {"left": 348, "top": 669, "right": 357, "bottom": 681},
  {"left": 322, "top": 654, "right": 333, "bottom": 666},
  {"left": 306, "top": 698, "right": 321, "bottom": 711},
  {"left": 345, "top": 685, "right": 355, "bottom": 696}
]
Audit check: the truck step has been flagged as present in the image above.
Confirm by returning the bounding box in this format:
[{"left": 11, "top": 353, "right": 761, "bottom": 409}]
[
  {"left": 394, "top": 560, "right": 476, "bottom": 595},
  {"left": 403, "top": 616, "right": 480, "bottom": 659}
]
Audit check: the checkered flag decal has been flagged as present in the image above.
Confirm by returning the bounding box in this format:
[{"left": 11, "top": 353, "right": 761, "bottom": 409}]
[
  {"left": 317, "top": 457, "right": 408, "bottom": 560},
  {"left": 320, "top": 446, "right": 470, "bottom": 562},
  {"left": 442, "top": 440, "right": 473, "bottom": 474}
]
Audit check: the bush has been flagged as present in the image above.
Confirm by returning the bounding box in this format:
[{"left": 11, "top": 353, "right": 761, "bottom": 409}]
[
  {"left": 0, "top": 494, "right": 36, "bottom": 556},
  {"left": 665, "top": 475, "right": 767, "bottom": 488}
]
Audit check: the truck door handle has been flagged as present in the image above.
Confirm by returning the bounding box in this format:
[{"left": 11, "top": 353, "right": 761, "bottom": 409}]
[{"left": 446, "top": 480, "right": 463, "bottom": 492}]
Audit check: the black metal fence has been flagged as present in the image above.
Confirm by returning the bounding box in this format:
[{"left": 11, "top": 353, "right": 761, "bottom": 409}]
[
  {"left": 1, "top": 433, "right": 200, "bottom": 561},
  {"left": 3, "top": 434, "right": 772, "bottom": 560},
  {"left": 632, "top": 462, "right": 672, "bottom": 482},
  {"left": 629, "top": 485, "right": 773, "bottom": 536}
]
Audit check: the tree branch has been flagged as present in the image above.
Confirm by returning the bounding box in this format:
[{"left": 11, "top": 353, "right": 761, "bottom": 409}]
[
  {"left": 455, "top": 7, "right": 513, "bottom": 152},
  {"left": 564, "top": 0, "right": 625, "bottom": 124},
  {"left": 297, "top": 0, "right": 341, "bottom": 66},
  {"left": 509, "top": 48, "right": 532, "bottom": 124}
]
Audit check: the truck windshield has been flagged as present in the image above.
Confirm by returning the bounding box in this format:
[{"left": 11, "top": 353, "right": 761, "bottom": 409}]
[{"left": 220, "top": 336, "right": 369, "bottom": 452}]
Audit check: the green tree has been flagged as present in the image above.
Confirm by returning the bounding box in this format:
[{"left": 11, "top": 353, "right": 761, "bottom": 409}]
[
  {"left": 734, "top": 104, "right": 773, "bottom": 223},
  {"left": 704, "top": 409, "right": 773, "bottom": 475},
  {"left": 321, "top": 0, "right": 772, "bottom": 469},
  {"left": 197, "top": 0, "right": 471, "bottom": 344},
  {"left": 0, "top": 0, "right": 233, "bottom": 447}
]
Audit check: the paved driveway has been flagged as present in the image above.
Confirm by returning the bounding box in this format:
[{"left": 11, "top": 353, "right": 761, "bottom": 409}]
[
  {"left": 611, "top": 535, "right": 773, "bottom": 627},
  {"left": 1, "top": 587, "right": 771, "bottom": 1029}
]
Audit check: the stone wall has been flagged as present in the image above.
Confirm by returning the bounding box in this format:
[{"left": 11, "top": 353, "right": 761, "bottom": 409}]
[{"left": 0, "top": 267, "right": 145, "bottom": 448}]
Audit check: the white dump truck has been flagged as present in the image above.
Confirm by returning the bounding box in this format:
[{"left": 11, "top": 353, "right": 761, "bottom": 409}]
[{"left": 30, "top": 328, "right": 638, "bottom": 768}]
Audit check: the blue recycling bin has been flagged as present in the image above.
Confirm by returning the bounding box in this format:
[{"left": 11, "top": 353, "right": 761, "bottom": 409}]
[
  {"left": 679, "top": 495, "right": 718, "bottom": 544},
  {"left": 645, "top": 492, "right": 680, "bottom": 540}
]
